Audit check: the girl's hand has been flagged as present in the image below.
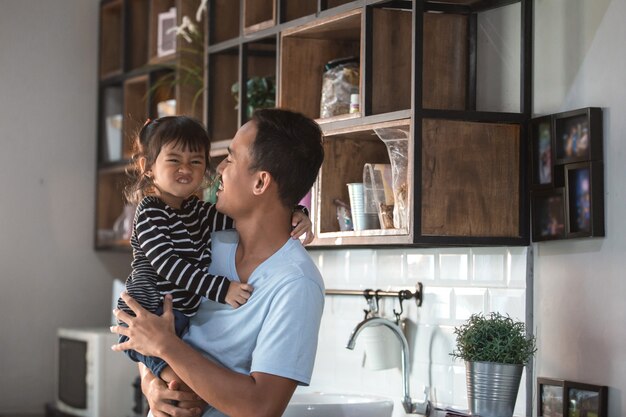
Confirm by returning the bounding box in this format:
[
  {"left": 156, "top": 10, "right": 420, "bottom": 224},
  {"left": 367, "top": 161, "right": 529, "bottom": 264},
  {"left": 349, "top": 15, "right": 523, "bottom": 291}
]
[
  {"left": 111, "top": 292, "right": 176, "bottom": 358},
  {"left": 225, "top": 282, "right": 253, "bottom": 309},
  {"left": 291, "top": 209, "right": 314, "bottom": 245}
]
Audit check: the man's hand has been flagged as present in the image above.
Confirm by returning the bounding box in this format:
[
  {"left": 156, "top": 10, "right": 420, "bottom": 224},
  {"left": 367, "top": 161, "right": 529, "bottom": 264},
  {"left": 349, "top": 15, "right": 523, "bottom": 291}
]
[
  {"left": 111, "top": 292, "right": 176, "bottom": 358},
  {"left": 141, "top": 365, "right": 205, "bottom": 417}
]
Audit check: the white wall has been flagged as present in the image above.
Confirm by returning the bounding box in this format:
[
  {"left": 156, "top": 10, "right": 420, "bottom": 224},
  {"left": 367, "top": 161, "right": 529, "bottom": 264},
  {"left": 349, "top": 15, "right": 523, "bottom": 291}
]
[
  {"left": 304, "top": 247, "right": 530, "bottom": 417},
  {"left": 533, "top": 0, "right": 625, "bottom": 416},
  {"left": 0, "top": 1, "right": 132, "bottom": 414}
]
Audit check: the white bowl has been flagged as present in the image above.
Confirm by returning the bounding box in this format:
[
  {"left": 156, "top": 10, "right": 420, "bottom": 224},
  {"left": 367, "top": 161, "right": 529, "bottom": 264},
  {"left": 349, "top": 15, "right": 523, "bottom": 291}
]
[{"left": 282, "top": 392, "right": 394, "bottom": 417}]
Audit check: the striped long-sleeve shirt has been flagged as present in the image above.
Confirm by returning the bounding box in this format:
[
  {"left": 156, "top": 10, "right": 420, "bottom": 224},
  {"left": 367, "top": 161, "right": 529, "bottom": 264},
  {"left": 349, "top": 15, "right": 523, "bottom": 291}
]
[{"left": 118, "top": 195, "right": 234, "bottom": 317}]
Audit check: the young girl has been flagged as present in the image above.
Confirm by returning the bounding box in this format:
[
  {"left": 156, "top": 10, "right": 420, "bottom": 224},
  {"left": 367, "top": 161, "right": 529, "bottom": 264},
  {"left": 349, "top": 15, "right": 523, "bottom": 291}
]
[{"left": 116, "top": 116, "right": 312, "bottom": 380}]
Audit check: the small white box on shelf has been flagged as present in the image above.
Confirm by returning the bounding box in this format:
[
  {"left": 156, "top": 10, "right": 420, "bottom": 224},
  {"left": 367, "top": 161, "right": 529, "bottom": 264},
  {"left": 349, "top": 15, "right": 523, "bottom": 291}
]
[
  {"left": 157, "top": 99, "right": 177, "bottom": 117},
  {"left": 105, "top": 114, "right": 122, "bottom": 161}
]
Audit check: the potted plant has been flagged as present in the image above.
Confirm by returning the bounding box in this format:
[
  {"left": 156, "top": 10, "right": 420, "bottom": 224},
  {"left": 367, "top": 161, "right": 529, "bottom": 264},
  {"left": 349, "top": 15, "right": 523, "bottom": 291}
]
[
  {"left": 231, "top": 75, "right": 276, "bottom": 119},
  {"left": 451, "top": 312, "right": 536, "bottom": 417}
]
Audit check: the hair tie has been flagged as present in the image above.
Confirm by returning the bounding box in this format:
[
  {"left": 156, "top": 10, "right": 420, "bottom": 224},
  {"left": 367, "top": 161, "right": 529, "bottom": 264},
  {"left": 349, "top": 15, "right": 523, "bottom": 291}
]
[{"left": 143, "top": 118, "right": 151, "bottom": 127}]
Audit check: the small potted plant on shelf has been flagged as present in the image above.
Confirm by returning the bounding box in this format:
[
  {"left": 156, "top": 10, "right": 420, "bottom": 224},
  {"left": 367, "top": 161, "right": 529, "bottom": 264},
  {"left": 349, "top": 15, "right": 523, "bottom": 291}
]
[
  {"left": 231, "top": 75, "right": 276, "bottom": 119},
  {"left": 451, "top": 312, "right": 536, "bottom": 417}
]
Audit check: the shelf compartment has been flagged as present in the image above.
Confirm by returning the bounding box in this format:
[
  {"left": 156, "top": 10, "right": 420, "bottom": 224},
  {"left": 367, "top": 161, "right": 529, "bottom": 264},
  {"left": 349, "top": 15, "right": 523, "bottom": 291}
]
[
  {"left": 240, "top": 37, "right": 277, "bottom": 123},
  {"left": 280, "top": 0, "right": 317, "bottom": 22},
  {"left": 314, "top": 119, "right": 411, "bottom": 239},
  {"left": 150, "top": 70, "right": 176, "bottom": 117},
  {"left": 127, "top": 0, "right": 150, "bottom": 70},
  {"left": 95, "top": 170, "right": 130, "bottom": 249},
  {"left": 424, "top": 0, "right": 520, "bottom": 13},
  {"left": 100, "top": 0, "right": 124, "bottom": 78},
  {"left": 366, "top": 3, "right": 469, "bottom": 114},
  {"left": 209, "top": 0, "right": 240, "bottom": 45},
  {"left": 149, "top": 0, "right": 177, "bottom": 63},
  {"left": 208, "top": 48, "right": 239, "bottom": 142},
  {"left": 280, "top": 9, "right": 362, "bottom": 122},
  {"left": 123, "top": 75, "right": 150, "bottom": 158},
  {"left": 324, "top": 0, "right": 357, "bottom": 10},
  {"left": 368, "top": 6, "right": 412, "bottom": 115},
  {"left": 244, "top": 0, "right": 276, "bottom": 34},
  {"left": 174, "top": 0, "right": 205, "bottom": 118},
  {"left": 422, "top": 12, "right": 469, "bottom": 111},
  {"left": 473, "top": 2, "right": 521, "bottom": 113},
  {"left": 420, "top": 118, "right": 520, "bottom": 237},
  {"left": 99, "top": 85, "right": 124, "bottom": 164}
]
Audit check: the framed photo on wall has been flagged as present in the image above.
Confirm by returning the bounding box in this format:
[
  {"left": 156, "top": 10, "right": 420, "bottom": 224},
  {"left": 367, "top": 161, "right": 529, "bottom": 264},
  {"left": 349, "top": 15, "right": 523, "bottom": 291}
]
[
  {"left": 566, "top": 380, "right": 608, "bottom": 417},
  {"left": 538, "top": 378, "right": 565, "bottom": 417},
  {"left": 538, "top": 378, "right": 608, "bottom": 417},
  {"left": 565, "top": 161, "right": 604, "bottom": 238},
  {"left": 554, "top": 107, "right": 603, "bottom": 165},
  {"left": 530, "top": 107, "right": 604, "bottom": 242},
  {"left": 531, "top": 115, "right": 554, "bottom": 188},
  {"left": 532, "top": 189, "right": 566, "bottom": 241}
]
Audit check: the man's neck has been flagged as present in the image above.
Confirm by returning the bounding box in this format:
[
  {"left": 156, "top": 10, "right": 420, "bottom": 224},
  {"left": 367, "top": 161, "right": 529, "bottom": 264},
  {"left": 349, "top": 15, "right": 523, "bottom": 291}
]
[{"left": 233, "top": 207, "right": 293, "bottom": 283}]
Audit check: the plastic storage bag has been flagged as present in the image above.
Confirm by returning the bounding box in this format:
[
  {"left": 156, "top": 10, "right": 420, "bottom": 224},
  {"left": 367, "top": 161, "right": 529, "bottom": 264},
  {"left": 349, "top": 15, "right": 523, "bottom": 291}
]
[
  {"left": 374, "top": 127, "right": 409, "bottom": 229},
  {"left": 320, "top": 56, "right": 359, "bottom": 118}
]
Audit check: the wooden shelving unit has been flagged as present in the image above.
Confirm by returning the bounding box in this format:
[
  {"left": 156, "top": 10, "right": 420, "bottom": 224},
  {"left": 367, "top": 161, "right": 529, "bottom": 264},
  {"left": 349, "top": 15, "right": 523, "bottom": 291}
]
[
  {"left": 95, "top": 0, "right": 205, "bottom": 250},
  {"left": 99, "top": 0, "right": 124, "bottom": 79},
  {"left": 95, "top": 0, "right": 532, "bottom": 249},
  {"left": 243, "top": 0, "right": 276, "bottom": 33},
  {"left": 202, "top": 0, "right": 532, "bottom": 247}
]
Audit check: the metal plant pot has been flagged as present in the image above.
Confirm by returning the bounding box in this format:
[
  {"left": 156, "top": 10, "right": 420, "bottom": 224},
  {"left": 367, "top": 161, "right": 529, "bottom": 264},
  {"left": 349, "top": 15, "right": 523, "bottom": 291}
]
[{"left": 466, "top": 361, "right": 523, "bottom": 417}]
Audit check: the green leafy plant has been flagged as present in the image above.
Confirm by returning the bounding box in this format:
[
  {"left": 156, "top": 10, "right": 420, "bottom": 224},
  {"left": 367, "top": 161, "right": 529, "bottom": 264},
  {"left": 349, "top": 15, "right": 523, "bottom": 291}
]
[
  {"left": 231, "top": 76, "right": 276, "bottom": 118},
  {"left": 451, "top": 312, "right": 536, "bottom": 364}
]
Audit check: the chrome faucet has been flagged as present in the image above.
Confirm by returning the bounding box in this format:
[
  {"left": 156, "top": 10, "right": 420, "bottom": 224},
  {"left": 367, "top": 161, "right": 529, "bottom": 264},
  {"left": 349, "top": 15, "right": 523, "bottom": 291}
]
[{"left": 346, "top": 316, "right": 430, "bottom": 415}]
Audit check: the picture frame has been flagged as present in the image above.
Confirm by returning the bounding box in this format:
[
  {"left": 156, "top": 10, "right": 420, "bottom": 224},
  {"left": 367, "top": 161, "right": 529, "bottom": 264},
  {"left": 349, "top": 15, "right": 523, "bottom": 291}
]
[
  {"left": 538, "top": 378, "right": 608, "bottom": 417},
  {"left": 530, "top": 115, "right": 555, "bottom": 188},
  {"left": 157, "top": 7, "right": 177, "bottom": 57},
  {"left": 565, "top": 161, "right": 604, "bottom": 238},
  {"left": 532, "top": 189, "right": 566, "bottom": 241},
  {"left": 554, "top": 107, "right": 603, "bottom": 165},
  {"left": 530, "top": 107, "right": 604, "bottom": 243},
  {"left": 566, "top": 380, "right": 608, "bottom": 417},
  {"left": 538, "top": 377, "right": 565, "bottom": 417}
]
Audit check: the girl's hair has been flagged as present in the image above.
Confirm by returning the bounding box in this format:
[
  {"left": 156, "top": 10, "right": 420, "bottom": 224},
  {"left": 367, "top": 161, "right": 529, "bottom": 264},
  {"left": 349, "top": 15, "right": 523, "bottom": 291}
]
[{"left": 125, "top": 116, "right": 211, "bottom": 204}]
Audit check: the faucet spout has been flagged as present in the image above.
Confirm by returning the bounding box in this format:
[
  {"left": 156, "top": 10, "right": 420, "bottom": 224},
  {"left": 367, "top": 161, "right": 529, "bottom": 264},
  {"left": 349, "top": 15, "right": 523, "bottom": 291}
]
[{"left": 346, "top": 316, "right": 429, "bottom": 415}]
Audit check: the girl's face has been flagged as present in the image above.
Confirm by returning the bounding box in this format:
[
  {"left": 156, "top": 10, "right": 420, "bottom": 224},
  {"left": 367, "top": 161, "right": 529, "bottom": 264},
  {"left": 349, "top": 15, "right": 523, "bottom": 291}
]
[{"left": 147, "top": 141, "right": 207, "bottom": 209}]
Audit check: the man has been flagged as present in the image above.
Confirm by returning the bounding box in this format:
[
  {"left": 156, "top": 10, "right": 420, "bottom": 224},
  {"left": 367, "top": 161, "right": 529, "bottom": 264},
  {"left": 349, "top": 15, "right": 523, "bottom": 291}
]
[{"left": 112, "top": 108, "right": 325, "bottom": 417}]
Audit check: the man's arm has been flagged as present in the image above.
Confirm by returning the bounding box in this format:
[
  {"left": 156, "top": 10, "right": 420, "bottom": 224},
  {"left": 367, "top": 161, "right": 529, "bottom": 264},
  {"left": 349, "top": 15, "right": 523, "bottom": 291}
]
[
  {"left": 115, "top": 294, "right": 297, "bottom": 417},
  {"left": 138, "top": 363, "right": 204, "bottom": 417}
]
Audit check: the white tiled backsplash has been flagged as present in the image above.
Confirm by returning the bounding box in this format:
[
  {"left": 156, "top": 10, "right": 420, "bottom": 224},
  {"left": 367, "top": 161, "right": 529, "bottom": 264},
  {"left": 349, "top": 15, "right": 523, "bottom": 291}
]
[{"left": 303, "top": 246, "right": 530, "bottom": 417}]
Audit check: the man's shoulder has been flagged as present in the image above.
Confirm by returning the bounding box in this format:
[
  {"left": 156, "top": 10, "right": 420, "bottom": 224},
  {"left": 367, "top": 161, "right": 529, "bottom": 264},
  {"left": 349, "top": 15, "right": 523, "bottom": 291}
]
[{"left": 267, "top": 240, "right": 324, "bottom": 290}]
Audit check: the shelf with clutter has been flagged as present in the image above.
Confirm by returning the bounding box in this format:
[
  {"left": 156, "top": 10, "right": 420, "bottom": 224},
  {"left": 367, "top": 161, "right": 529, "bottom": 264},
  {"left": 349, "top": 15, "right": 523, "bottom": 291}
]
[
  {"left": 96, "top": 0, "right": 533, "bottom": 249},
  {"left": 95, "top": 0, "right": 206, "bottom": 250}
]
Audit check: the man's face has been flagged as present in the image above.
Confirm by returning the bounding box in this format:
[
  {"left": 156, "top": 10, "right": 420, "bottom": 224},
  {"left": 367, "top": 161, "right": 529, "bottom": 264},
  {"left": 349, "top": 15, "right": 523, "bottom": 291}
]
[{"left": 215, "top": 120, "right": 258, "bottom": 217}]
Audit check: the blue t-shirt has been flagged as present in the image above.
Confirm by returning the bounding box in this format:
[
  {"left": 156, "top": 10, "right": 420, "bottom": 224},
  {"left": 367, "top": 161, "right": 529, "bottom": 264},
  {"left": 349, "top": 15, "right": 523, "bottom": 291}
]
[{"left": 182, "top": 230, "right": 325, "bottom": 417}]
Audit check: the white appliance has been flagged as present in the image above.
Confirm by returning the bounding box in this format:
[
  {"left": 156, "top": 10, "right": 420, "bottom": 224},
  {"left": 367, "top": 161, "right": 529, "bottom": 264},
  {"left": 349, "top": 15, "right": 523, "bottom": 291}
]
[{"left": 56, "top": 327, "right": 137, "bottom": 417}]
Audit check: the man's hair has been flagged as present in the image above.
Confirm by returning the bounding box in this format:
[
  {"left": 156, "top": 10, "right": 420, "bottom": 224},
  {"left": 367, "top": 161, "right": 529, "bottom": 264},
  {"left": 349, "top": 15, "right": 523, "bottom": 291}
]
[{"left": 249, "top": 108, "right": 324, "bottom": 207}]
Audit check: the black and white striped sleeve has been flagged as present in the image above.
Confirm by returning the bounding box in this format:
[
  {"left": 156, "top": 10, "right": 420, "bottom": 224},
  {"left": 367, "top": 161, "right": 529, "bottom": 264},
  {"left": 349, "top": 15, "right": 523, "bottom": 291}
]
[{"left": 135, "top": 203, "right": 231, "bottom": 304}]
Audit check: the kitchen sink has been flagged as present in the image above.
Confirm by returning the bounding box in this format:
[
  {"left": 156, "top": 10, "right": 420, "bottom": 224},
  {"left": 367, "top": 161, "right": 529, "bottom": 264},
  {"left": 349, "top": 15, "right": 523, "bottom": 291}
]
[{"left": 282, "top": 392, "right": 394, "bottom": 417}]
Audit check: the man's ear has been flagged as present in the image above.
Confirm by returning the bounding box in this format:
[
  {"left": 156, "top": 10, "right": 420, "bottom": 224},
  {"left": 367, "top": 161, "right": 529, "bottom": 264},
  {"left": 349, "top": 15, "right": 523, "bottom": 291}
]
[{"left": 252, "top": 171, "right": 272, "bottom": 196}]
